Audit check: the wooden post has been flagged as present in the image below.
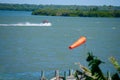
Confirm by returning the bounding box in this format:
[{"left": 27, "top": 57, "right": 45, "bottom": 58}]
[
  {"left": 69, "top": 69, "right": 73, "bottom": 76},
  {"left": 64, "top": 71, "right": 67, "bottom": 80},
  {"left": 40, "top": 70, "right": 46, "bottom": 80},
  {"left": 55, "top": 70, "right": 59, "bottom": 80}
]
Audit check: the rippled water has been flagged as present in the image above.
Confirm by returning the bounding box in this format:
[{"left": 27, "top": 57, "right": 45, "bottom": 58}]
[{"left": 0, "top": 10, "right": 120, "bottom": 79}]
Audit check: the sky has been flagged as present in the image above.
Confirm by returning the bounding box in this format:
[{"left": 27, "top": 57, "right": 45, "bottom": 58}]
[{"left": 0, "top": 0, "right": 120, "bottom": 6}]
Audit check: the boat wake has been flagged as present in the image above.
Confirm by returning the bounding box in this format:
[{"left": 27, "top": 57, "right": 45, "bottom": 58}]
[{"left": 0, "top": 22, "right": 52, "bottom": 26}]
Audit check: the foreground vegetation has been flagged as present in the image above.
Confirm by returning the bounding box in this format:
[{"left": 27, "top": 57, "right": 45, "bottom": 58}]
[
  {"left": 74, "top": 52, "right": 120, "bottom": 80},
  {"left": 0, "top": 3, "right": 120, "bottom": 17}
]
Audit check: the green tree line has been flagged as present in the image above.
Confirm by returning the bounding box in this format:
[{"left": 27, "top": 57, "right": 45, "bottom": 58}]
[
  {"left": 1, "top": 3, "right": 119, "bottom": 11},
  {"left": 0, "top": 3, "right": 120, "bottom": 17},
  {"left": 32, "top": 8, "right": 120, "bottom": 17}
]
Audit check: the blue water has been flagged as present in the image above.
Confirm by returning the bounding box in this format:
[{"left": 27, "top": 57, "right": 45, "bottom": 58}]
[{"left": 0, "top": 10, "right": 120, "bottom": 79}]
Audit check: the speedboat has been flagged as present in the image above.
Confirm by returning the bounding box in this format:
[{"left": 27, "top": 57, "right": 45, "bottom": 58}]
[{"left": 42, "top": 20, "right": 52, "bottom": 26}]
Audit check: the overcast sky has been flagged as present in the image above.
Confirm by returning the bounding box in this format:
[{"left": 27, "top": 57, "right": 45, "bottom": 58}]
[{"left": 0, "top": 0, "right": 120, "bottom": 6}]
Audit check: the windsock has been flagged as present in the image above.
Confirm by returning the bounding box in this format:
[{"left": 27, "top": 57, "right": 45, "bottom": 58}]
[{"left": 69, "top": 36, "right": 86, "bottom": 49}]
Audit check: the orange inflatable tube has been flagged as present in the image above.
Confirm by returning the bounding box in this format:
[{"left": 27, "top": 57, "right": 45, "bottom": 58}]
[{"left": 69, "top": 36, "right": 86, "bottom": 49}]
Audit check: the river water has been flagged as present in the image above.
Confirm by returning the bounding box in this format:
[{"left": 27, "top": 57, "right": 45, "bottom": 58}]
[{"left": 0, "top": 10, "right": 120, "bottom": 79}]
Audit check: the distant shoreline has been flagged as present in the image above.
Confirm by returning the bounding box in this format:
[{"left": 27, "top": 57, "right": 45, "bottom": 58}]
[
  {"left": 0, "top": 3, "right": 120, "bottom": 17},
  {"left": 32, "top": 9, "right": 120, "bottom": 17}
]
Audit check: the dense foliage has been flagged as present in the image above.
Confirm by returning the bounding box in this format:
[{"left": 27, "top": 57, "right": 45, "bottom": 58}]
[
  {"left": 75, "top": 52, "right": 120, "bottom": 80},
  {"left": 0, "top": 3, "right": 120, "bottom": 17},
  {"left": 32, "top": 8, "right": 120, "bottom": 17},
  {"left": 1, "top": 3, "right": 120, "bottom": 11}
]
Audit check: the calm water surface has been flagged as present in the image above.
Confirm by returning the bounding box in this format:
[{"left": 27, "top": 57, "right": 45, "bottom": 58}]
[{"left": 0, "top": 10, "right": 120, "bottom": 79}]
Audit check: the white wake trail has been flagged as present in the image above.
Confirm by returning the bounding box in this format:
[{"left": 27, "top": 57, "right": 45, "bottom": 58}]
[{"left": 0, "top": 22, "right": 52, "bottom": 26}]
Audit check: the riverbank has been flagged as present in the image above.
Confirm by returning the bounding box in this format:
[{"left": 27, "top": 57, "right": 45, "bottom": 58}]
[
  {"left": 32, "top": 9, "right": 120, "bottom": 17},
  {"left": 0, "top": 3, "right": 120, "bottom": 17}
]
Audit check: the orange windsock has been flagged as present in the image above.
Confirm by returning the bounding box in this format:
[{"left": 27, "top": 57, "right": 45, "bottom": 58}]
[{"left": 69, "top": 36, "right": 86, "bottom": 49}]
